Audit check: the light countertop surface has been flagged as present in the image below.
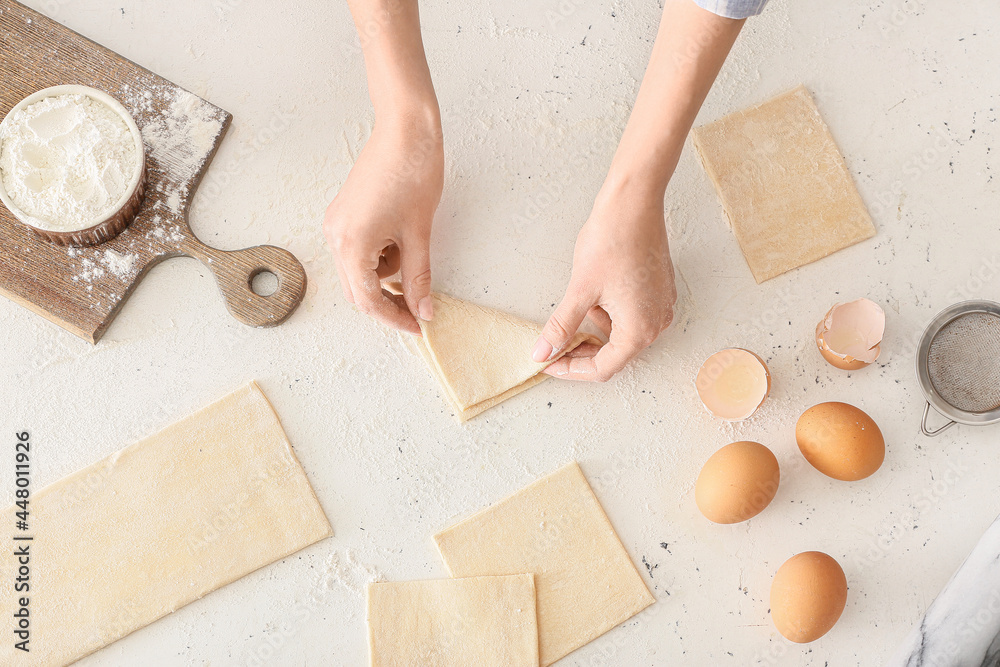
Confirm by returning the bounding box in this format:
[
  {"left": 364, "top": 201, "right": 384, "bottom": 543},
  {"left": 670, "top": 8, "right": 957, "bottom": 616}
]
[{"left": 2, "top": 0, "right": 999, "bottom": 665}]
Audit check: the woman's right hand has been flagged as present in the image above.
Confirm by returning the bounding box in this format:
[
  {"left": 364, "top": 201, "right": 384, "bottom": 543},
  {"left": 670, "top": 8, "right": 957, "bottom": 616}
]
[{"left": 324, "top": 110, "right": 443, "bottom": 335}]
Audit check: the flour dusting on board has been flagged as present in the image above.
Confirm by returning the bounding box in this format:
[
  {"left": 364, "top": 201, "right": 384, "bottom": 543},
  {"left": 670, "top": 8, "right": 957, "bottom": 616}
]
[
  {"left": 65, "top": 247, "right": 138, "bottom": 284},
  {"left": 102, "top": 249, "right": 137, "bottom": 278},
  {"left": 72, "top": 258, "right": 105, "bottom": 283},
  {"left": 140, "top": 87, "right": 225, "bottom": 213},
  {"left": 147, "top": 217, "right": 184, "bottom": 244}
]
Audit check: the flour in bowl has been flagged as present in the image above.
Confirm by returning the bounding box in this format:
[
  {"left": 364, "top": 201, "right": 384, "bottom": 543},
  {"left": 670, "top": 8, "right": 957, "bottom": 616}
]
[{"left": 0, "top": 93, "right": 139, "bottom": 231}]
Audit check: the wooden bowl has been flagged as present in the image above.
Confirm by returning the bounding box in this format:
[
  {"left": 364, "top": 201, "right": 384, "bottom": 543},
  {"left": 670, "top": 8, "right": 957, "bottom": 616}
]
[{"left": 0, "top": 84, "right": 146, "bottom": 247}]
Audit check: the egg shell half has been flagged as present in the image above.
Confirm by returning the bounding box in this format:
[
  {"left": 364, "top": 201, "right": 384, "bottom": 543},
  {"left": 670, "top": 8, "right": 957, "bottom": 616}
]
[
  {"left": 770, "top": 551, "right": 848, "bottom": 643},
  {"left": 694, "top": 348, "right": 771, "bottom": 421},
  {"left": 815, "top": 298, "right": 885, "bottom": 371},
  {"left": 796, "top": 402, "right": 885, "bottom": 481},
  {"left": 695, "top": 441, "right": 780, "bottom": 524},
  {"left": 818, "top": 345, "right": 869, "bottom": 371}
]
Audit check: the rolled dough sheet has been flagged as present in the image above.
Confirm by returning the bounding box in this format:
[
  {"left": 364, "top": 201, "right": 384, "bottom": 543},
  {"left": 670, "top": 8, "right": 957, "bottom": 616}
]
[
  {"left": 433, "top": 462, "right": 654, "bottom": 666},
  {"left": 367, "top": 574, "right": 539, "bottom": 667},
  {"left": 691, "top": 85, "right": 876, "bottom": 283},
  {"left": 389, "top": 284, "right": 600, "bottom": 422},
  {"left": 0, "top": 382, "right": 332, "bottom": 666}
]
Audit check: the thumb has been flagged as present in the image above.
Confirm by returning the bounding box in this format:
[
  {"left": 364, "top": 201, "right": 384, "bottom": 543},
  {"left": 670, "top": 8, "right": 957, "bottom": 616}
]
[
  {"left": 532, "top": 286, "right": 593, "bottom": 363},
  {"left": 399, "top": 238, "right": 434, "bottom": 322}
]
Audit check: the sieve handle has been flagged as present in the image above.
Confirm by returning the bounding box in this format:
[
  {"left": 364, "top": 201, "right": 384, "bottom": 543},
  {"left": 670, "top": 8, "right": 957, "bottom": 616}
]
[{"left": 921, "top": 402, "right": 956, "bottom": 437}]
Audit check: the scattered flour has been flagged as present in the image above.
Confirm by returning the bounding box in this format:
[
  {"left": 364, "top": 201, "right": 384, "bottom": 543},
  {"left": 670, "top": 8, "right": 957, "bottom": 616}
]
[
  {"left": 133, "top": 86, "right": 225, "bottom": 219},
  {"left": 322, "top": 549, "right": 381, "bottom": 598},
  {"left": 140, "top": 88, "right": 224, "bottom": 187},
  {"left": 66, "top": 248, "right": 136, "bottom": 284},
  {"left": 165, "top": 190, "right": 181, "bottom": 213},
  {"left": 148, "top": 215, "right": 185, "bottom": 244},
  {"left": 73, "top": 258, "right": 105, "bottom": 283},
  {"left": 102, "top": 249, "right": 137, "bottom": 278},
  {"left": 0, "top": 93, "right": 139, "bottom": 231}
]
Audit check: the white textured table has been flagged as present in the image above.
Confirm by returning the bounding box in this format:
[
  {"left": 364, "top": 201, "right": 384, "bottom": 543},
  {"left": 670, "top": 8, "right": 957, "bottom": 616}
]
[{"left": 2, "top": 1, "right": 999, "bottom": 665}]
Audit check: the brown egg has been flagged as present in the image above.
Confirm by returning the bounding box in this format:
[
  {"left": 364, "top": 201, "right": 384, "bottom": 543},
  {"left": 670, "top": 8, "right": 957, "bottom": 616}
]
[
  {"left": 770, "top": 551, "right": 848, "bottom": 643},
  {"left": 796, "top": 402, "right": 885, "bottom": 481},
  {"left": 695, "top": 441, "right": 780, "bottom": 524}
]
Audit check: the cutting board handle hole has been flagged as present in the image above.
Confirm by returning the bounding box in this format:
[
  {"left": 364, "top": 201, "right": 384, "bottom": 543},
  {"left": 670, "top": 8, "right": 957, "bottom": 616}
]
[{"left": 250, "top": 270, "right": 279, "bottom": 298}]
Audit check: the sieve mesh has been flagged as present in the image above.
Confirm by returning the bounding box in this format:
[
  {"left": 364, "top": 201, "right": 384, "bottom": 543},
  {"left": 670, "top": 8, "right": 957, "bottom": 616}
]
[{"left": 926, "top": 311, "right": 1000, "bottom": 414}]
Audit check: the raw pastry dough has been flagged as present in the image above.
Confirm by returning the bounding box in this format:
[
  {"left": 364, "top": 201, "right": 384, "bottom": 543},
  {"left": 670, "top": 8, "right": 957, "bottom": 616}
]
[
  {"left": 691, "top": 85, "right": 876, "bottom": 283},
  {"left": 392, "top": 285, "right": 600, "bottom": 421},
  {"left": 367, "top": 574, "right": 538, "bottom": 667},
  {"left": 0, "top": 382, "right": 332, "bottom": 666},
  {"left": 433, "top": 462, "right": 654, "bottom": 666}
]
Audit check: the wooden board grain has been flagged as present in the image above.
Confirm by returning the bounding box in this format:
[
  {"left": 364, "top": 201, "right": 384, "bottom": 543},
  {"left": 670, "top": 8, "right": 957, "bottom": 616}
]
[{"left": 0, "top": 0, "right": 307, "bottom": 343}]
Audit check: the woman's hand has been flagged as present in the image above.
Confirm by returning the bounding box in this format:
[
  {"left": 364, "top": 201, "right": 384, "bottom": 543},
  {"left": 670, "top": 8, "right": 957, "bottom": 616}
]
[
  {"left": 324, "top": 112, "right": 443, "bottom": 334},
  {"left": 536, "top": 0, "right": 744, "bottom": 381},
  {"left": 331, "top": 0, "right": 442, "bottom": 334},
  {"left": 535, "top": 180, "right": 677, "bottom": 382}
]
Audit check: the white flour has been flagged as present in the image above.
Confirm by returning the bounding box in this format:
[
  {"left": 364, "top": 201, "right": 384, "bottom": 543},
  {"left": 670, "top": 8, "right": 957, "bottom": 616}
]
[
  {"left": 0, "top": 93, "right": 138, "bottom": 231},
  {"left": 102, "top": 249, "right": 137, "bottom": 278},
  {"left": 140, "top": 87, "right": 225, "bottom": 214}
]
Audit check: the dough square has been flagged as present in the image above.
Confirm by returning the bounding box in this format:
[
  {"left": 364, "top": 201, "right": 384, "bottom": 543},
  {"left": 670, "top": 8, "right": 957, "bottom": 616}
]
[
  {"left": 0, "top": 382, "right": 332, "bottom": 666},
  {"left": 389, "top": 284, "right": 598, "bottom": 422},
  {"left": 433, "top": 462, "right": 654, "bottom": 666},
  {"left": 366, "top": 574, "right": 539, "bottom": 667},
  {"left": 691, "top": 85, "right": 876, "bottom": 283}
]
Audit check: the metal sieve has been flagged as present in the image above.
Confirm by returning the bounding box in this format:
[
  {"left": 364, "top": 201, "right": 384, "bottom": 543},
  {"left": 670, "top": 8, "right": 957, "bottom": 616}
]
[{"left": 916, "top": 300, "right": 1000, "bottom": 436}]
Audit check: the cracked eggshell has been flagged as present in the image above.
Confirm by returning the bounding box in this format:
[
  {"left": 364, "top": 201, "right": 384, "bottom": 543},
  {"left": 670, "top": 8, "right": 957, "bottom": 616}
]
[
  {"left": 695, "top": 348, "right": 771, "bottom": 421},
  {"left": 815, "top": 298, "right": 885, "bottom": 371}
]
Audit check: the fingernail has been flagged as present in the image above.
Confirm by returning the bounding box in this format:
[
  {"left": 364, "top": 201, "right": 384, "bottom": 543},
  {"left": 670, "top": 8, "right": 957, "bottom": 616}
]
[
  {"left": 418, "top": 296, "right": 434, "bottom": 321},
  {"left": 531, "top": 336, "right": 554, "bottom": 363}
]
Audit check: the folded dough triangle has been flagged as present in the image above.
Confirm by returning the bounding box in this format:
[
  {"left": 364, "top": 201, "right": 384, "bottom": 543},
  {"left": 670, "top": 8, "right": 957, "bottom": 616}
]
[{"left": 390, "top": 284, "right": 599, "bottom": 421}]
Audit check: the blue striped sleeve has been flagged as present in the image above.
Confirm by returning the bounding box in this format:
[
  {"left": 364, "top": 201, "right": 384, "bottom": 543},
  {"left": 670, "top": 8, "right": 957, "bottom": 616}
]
[{"left": 692, "top": 0, "right": 770, "bottom": 19}]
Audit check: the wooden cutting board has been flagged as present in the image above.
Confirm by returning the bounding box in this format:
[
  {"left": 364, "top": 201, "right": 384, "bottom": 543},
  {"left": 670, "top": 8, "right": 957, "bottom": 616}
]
[{"left": 0, "top": 0, "right": 307, "bottom": 343}]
